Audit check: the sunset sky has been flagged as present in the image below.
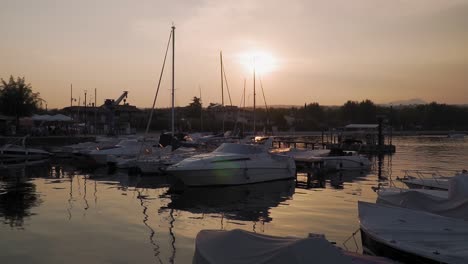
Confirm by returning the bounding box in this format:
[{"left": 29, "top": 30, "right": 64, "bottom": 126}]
[{"left": 1, "top": 0, "right": 467, "bottom": 109}]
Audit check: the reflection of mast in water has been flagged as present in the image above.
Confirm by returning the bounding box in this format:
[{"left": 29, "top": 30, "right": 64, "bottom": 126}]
[
  {"left": 94, "top": 180, "right": 98, "bottom": 206},
  {"left": 168, "top": 208, "right": 176, "bottom": 264},
  {"left": 77, "top": 174, "right": 82, "bottom": 196},
  {"left": 135, "top": 183, "right": 162, "bottom": 264},
  {"left": 83, "top": 176, "right": 89, "bottom": 212},
  {"left": 67, "top": 175, "right": 73, "bottom": 220},
  {"left": 220, "top": 213, "right": 224, "bottom": 230},
  {"left": 252, "top": 219, "right": 265, "bottom": 233}
]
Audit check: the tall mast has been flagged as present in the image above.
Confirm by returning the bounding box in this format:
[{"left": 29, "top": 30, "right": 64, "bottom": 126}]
[
  {"left": 70, "top": 83, "right": 73, "bottom": 107},
  {"left": 220, "top": 51, "right": 224, "bottom": 106},
  {"left": 171, "top": 25, "right": 175, "bottom": 136},
  {"left": 243, "top": 78, "right": 246, "bottom": 134},
  {"left": 253, "top": 61, "right": 256, "bottom": 135},
  {"left": 199, "top": 86, "right": 203, "bottom": 131},
  {"left": 220, "top": 51, "right": 224, "bottom": 133}
]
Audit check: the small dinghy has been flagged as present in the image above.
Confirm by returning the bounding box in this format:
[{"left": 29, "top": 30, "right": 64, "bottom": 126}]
[
  {"left": 359, "top": 201, "right": 468, "bottom": 264},
  {"left": 283, "top": 148, "right": 370, "bottom": 171},
  {"left": 377, "top": 174, "right": 468, "bottom": 220},
  {"left": 194, "top": 229, "right": 392, "bottom": 264}
]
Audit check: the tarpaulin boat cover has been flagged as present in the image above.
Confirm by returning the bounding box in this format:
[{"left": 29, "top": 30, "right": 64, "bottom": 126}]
[
  {"left": 359, "top": 201, "right": 468, "bottom": 264},
  {"left": 193, "top": 229, "right": 353, "bottom": 264},
  {"left": 377, "top": 174, "right": 468, "bottom": 220},
  {"left": 283, "top": 149, "right": 330, "bottom": 162}
]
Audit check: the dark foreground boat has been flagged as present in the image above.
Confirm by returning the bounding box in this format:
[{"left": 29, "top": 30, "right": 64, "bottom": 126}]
[{"left": 194, "top": 229, "right": 392, "bottom": 264}]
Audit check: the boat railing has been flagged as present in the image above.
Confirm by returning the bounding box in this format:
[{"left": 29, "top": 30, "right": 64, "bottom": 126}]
[
  {"left": 400, "top": 169, "right": 461, "bottom": 184},
  {"left": 3, "top": 135, "right": 29, "bottom": 148}
]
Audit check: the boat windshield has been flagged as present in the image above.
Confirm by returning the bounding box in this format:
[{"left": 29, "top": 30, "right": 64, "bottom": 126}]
[{"left": 213, "top": 143, "right": 263, "bottom": 154}]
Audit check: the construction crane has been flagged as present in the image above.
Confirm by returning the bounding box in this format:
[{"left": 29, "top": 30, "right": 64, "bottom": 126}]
[{"left": 103, "top": 91, "right": 128, "bottom": 135}]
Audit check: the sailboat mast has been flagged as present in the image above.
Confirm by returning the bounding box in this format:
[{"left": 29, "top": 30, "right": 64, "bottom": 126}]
[
  {"left": 199, "top": 86, "right": 203, "bottom": 131},
  {"left": 220, "top": 51, "right": 225, "bottom": 133},
  {"left": 171, "top": 25, "right": 175, "bottom": 136},
  {"left": 253, "top": 62, "right": 256, "bottom": 135},
  {"left": 220, "top": 51, "right": 224, "bottom": 106},
  {"left": 243, "top": 78, "right": 246, "bottom": 134}
]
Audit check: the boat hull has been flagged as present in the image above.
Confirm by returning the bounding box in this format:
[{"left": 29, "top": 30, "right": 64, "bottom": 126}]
[
  {"left": 0, "top": 146, "right": 51, "bottom": 162},
  {"left": 168, "top": 167, "right": 296, "bottom": 186},
  {"left": 360, "top": 228, "right": 443, "bottom": 264},
  {"left": 322, "top": 156, "right": 370, "bottom": 171}
]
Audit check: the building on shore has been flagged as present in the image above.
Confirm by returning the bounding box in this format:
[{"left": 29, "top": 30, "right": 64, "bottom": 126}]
[{"left": 61, "top": 104, "right": 143, "bottom": 135}]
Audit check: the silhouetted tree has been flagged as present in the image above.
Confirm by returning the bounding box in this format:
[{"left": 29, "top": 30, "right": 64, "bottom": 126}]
[
  {"left": 186, "top": 96, "right": 202, "bottom": 118},
  {"left": 0, "top": 76, "right": 42, "bottom": 125}
]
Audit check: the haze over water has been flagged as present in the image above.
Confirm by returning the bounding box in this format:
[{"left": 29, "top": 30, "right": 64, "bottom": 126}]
[{"left": 0, "top": 136, "right": 467, "bottom": 263}]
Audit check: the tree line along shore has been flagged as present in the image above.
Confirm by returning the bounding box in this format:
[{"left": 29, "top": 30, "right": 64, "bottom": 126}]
[{"left": 1, "top": 75, "right": 467, "bottom": 134}]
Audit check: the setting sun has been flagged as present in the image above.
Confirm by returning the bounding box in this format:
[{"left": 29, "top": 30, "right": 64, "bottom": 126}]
[{"left": 238, "top": 50, "right": 278, "bottom": 75}]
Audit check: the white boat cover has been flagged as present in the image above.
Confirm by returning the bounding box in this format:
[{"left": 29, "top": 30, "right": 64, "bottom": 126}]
[
  {"left": 283, "top": 148, "right": 330, "bottom": 162},
  {"left": 377, "top": 174, "right": 468, "bottom": 220},
  {"left": 358, "top": 201, "right": 468, "bottom": 264},
  {"left": 193, "top": 229, "right": 353, "bottom": 264}
]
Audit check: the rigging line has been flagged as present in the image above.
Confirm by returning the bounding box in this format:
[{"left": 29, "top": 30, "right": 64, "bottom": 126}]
[
  {"left": 259, "top": 76, "right": 270, "bottom": 125},
  {"left": 233, "top": 79, "right": 246, "bottom": 134},
  {"left": 138, "top": 29, "right": 173, "bottom": 161},
  {"left": 222, "top": 65, "right": 233, "bottom": 106},
  {"left": 137, "top": 187, "right": 163, "bottom": 264},
  {"left": 144, "top": 29, "right": 173, "bottom": 137}
]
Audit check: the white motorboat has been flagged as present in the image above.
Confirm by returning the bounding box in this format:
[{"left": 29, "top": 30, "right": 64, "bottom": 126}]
[
  {"left": 51, "top": 139, "right": 120, "bottom": 158},
  {"left": 0, "top": 144, "right": 51, "bottom": 162},
  {"left": 359, "top": 201, "right": 468, "bottom": 264},
  {"left": 194, "top": 229, "right": 392, "bottom": 264},
  {"left": 282, "top": 148, "right": 371, "bottom": 171},
  {"left": 87, "top": 138, "right": 159, "bottom": 165},
  {"left": 321, "top": 150, "right": 371, "bottom": 171},
  {"left": 398, "top": 169, "right": 467, "bottom": 190},
  {"left": 135, "top": 146, "right": 197, "bottom": 174},
  {"left": 377, "top": 173, "right": 468, "bottom": 220},
  {"left": 166, "top": 139, "right": 296, "bottom": 186}
]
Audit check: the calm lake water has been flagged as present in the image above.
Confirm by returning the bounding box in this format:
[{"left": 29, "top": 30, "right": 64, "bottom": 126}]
[{"left": 1, "top": 136, "right": 467, "bottom": 263}]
